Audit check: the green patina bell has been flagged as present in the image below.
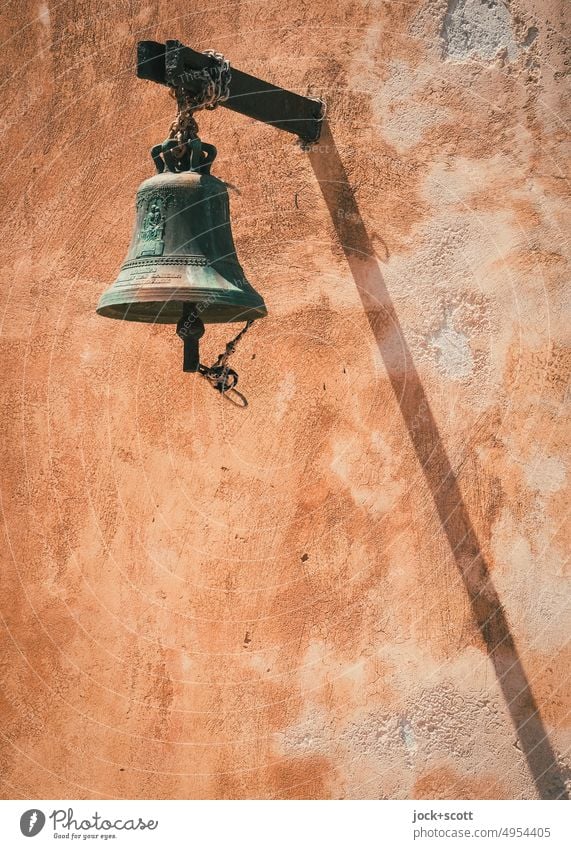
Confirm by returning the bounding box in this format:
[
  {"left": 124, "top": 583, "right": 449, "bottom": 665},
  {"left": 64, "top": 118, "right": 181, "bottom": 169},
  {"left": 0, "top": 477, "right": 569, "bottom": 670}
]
[
  {"left": 97, "top": 138, "right": 266, "bottom": 380},
  {"left": 97, "top": 138, "right": 267, "bottom": 326}
]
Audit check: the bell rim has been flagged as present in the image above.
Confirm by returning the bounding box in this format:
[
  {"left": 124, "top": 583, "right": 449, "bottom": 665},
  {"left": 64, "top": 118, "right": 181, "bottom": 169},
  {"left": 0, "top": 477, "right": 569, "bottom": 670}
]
[{"left": 96, "top": 291, "right": 268, "bottom": 324}]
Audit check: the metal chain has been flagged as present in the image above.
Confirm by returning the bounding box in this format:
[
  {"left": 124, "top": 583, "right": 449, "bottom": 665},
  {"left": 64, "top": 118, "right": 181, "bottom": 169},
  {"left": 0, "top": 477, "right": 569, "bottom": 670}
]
[
  {"left": 169, "top": 50, "right": 231, "bottom": 143},
  {"left": 165, "top": 49, "right": 249, "bottom": 406},
  {"left": 198, "top": 321, "right": 253, "bottom": 405},
  {"left": 168, "top": 93, "right": 199, "bottom": 143}
]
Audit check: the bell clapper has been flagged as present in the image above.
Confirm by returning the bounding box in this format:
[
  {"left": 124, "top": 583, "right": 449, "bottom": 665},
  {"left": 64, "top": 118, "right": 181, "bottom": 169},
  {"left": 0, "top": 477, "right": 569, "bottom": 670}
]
[{"left": 176, "top": 306, "right": 205, "bottom": 373}]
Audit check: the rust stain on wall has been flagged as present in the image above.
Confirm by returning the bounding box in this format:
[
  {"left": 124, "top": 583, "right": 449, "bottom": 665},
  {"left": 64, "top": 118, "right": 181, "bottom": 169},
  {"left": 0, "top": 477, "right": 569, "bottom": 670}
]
[{"left": 0, "top": 0, "right": 569, "bottom": 799}]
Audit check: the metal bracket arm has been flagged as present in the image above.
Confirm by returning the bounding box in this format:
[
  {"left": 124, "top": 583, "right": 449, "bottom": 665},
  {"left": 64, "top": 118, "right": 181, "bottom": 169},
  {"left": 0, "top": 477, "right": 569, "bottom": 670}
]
[{"left": 137, "top": 40, "right": 324, "bottom": 144}]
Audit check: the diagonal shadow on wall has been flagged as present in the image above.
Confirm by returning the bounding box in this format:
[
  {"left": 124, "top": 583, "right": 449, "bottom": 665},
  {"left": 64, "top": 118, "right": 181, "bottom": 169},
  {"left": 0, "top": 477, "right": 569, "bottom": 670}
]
[{"left": 309, "top": 120, "right": 568, "bottom": 800}]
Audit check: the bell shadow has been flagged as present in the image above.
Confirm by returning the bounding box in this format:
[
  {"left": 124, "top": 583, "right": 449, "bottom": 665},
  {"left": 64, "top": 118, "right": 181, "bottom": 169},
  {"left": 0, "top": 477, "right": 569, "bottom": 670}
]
[{"left": 309, "top": 121, "right": 568, "bottom": 800}]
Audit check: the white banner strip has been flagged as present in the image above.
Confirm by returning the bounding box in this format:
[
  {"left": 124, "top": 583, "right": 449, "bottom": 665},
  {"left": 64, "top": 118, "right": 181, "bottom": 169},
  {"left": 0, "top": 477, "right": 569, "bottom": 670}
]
[{"left": 0, "top": 799, "right": 568, "bottom": 848}]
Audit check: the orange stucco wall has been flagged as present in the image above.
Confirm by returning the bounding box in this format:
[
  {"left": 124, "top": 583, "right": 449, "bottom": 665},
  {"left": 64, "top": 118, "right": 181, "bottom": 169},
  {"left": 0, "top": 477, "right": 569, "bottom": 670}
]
[{"left": 0, "top": 0, "right": 569, "bottom": 799}]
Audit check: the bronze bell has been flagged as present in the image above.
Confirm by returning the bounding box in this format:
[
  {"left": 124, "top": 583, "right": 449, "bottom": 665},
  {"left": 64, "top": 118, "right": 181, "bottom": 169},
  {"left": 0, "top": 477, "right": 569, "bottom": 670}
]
[{"left": 96, "top": 138, "right": 266, "bottom": 373}]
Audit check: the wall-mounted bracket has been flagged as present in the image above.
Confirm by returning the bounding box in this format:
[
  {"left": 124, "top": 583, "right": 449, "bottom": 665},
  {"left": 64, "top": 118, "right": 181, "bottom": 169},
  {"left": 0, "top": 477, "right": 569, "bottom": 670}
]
[{"left": 137, "top": 40, "right": 325, "bottom": 145}]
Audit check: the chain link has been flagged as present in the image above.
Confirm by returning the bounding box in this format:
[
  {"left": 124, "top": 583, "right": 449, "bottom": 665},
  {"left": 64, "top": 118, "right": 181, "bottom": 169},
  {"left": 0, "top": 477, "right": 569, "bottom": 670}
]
[
  {"left": 166, "top": 50, "right": 251, "bottom": 406},
  {"left": 169, "top": 50, "right": 231, "bottom": 143},
  {"left": 198, "top": 321, "right": 252, "bottom": 405}
]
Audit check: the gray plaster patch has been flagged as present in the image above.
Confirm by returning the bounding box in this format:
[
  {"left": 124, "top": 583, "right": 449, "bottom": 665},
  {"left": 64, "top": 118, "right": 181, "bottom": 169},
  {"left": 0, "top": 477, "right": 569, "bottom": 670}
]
[
  {"left": 341, "top": 680, "right": 507, "bottom": 768},
  {"left": 399, "top": 717, "right": 418, "bottom": 754},
  {"left": 442, "top": 0, "right": 519, "bottom": 62},
  {"left": 429, "top": 312, "right": 475, "bottom": 380},
  {"left": 276, "top": 707, "right": 332, "bottom": 755}
]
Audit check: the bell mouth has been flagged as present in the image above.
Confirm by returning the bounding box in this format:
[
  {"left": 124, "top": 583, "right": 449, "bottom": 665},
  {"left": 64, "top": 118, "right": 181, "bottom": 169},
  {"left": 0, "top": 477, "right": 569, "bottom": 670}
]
[{"left": 96, "top": 296, "right": 267, "bottom": 324}]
